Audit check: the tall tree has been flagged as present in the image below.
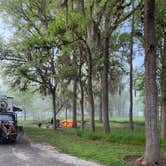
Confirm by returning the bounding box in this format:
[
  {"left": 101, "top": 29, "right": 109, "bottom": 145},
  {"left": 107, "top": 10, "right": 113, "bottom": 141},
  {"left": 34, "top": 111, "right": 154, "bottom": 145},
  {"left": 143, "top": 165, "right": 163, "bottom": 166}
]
[
  {"left": 129, "top": 0, "right": 135, "bottom": 131},
  {"left": 156, "top": 0, "right": 166, "bottom": 139},
  {"left": 78, "top": 49, "right": 85, "bottom": 130},
  {"left": 72, "top": 80, "right": 77, "bottom": 127},
  {"left": 69, "top": 0, "right": 86, "bottom": 129},
  {"left": 72, "top": 58, "right": 78, "bottom": 128},
  {"left": 102, "top": 25, "right": 110, "bottom": 133},
  {"left": 142, "top": 0, "right": 160, "bottom": 164},
  {"left": 90, "top": 0, "right": 141, "bottom": 134},
  {"left": 0, "top": 0, "right": 63, "bottom": 129},
  {"left": 99, "top": 83, "right": 103, "bottom": 123},
  {"left": 161, "top": 31, "right": 166, "bottom": 138}
]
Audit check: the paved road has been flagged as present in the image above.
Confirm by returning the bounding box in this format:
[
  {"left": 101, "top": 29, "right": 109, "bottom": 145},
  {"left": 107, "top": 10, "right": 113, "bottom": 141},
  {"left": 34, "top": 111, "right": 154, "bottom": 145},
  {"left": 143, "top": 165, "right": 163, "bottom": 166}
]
[{"left": 0, "top": 137, "right": 102, "bottom": 166}]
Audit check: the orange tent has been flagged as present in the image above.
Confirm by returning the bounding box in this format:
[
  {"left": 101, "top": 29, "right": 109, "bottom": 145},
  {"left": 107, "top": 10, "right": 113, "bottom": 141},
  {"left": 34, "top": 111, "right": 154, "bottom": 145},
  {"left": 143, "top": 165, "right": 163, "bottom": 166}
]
[{"left": 60, "top": 120, "right": 73, "bottom": 127}]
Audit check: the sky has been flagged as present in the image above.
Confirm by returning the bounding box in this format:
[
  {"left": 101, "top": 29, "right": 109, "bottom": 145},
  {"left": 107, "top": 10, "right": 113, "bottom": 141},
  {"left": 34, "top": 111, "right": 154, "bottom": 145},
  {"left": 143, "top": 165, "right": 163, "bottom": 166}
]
[
  {"left": 0, "top": 18, "right": 11, "bottom": 92},
  {"left": 0, "top": 17, "right": 14, "bottom": 43}
]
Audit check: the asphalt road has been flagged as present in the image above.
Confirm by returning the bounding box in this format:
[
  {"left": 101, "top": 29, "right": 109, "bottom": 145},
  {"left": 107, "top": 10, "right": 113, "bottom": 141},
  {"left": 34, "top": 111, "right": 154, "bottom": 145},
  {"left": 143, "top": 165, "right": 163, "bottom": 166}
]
[{"left": 0, "top": 137, "right": 102, "bottom": 166}]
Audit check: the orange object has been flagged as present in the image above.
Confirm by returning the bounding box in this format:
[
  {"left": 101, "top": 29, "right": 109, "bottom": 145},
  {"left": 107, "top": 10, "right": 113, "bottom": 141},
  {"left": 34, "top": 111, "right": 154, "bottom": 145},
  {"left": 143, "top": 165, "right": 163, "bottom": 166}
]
[{"left": 60, "top": 120, "right": 73, "bottom": 127}]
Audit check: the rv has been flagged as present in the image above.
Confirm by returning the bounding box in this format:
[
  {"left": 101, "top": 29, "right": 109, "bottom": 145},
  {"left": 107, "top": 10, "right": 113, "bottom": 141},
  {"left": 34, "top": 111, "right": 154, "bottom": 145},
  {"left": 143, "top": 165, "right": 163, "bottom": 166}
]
[{"left": 0, "top": 96, "right": 22, "bottom": 142}]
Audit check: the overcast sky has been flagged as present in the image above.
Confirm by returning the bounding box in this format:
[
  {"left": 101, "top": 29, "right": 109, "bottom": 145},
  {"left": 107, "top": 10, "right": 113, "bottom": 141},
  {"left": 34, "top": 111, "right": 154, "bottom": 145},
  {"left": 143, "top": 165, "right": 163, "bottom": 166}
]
[
  {"left": 0, "top": 17, "right": 14, "bottom": 43},
  {"left": 0, "top": 18, "right": 10, "bottom": 92}
]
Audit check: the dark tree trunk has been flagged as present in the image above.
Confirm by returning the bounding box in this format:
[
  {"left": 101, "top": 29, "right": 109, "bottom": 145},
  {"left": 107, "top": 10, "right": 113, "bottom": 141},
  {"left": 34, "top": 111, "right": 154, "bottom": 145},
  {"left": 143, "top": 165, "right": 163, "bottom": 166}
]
[
  {"left": 99, "top": 86, "right": 103, "bottom": 123},
  {"left": 129, "top": 0, "right": 134, "bottom": 131},
  {"left": 72, "top": 79, "right": 77, "bottom": 128},
  {"left": 85, "top": 1, "right": 97, "bottom": 132},
  {"left": 79, "top": 62, "right": 85, "bottom": 130},
  {"left": 129, "top": 38, "right": 134, "bottom": 131},
  {"left": 71, "top": 0, "right": 84, "bottom": 129},
  {"left": 87, "top": 52, "right": 95, "bottom": 132},
  {"left": 80, "top": 82, "right": 84, "bottom": 130},
  {"left": 142, "top": 0, "right": 160, "bottom": 164},
  {"left": 161, "top": 32, "right": 166, "bottom": 139},
  {"left": 102, "top": 37, "right": 110, "bottom": 134},
  {"left": 52, "top": 89, "right": 57, "bottom": 130},
  {"left": 65, "top": 107, "right": 68, "bottom": 127}
]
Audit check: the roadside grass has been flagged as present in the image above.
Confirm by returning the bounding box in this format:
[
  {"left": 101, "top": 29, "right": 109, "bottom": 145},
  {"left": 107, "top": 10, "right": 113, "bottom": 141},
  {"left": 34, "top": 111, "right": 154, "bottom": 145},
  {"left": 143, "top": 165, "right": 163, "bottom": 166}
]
[
  {"left": 24, "top": 127, "right": 143, "bottom": 166},
  {"left": 21, "top": 118, "right": 166, "bottom": 166},
  {"left": 19, "top": 119, "right": 49, "bottom": 127}
]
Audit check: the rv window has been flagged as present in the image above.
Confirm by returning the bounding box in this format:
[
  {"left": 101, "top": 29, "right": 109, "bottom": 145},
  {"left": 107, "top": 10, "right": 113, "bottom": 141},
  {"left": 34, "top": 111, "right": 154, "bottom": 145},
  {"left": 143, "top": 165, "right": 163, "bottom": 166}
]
[{"left": 0, "top": 115, "right": 13, "bottom": 122}]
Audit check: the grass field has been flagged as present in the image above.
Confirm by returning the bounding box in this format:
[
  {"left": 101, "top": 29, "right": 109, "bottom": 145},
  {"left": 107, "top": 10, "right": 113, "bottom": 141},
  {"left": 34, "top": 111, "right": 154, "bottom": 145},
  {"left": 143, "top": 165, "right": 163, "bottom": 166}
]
[{"left": 20, "top": 118, "right": 166, "bottom": 166}]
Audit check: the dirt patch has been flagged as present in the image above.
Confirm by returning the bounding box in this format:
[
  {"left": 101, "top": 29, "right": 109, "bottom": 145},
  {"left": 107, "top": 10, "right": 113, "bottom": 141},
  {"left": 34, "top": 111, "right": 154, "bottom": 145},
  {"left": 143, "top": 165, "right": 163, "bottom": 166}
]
[
  {"left": 124, "top": 156, "right": 166, "bottom": 166},
  {"left": 31, "top": 143, "right": 103, "bottom": 166}
]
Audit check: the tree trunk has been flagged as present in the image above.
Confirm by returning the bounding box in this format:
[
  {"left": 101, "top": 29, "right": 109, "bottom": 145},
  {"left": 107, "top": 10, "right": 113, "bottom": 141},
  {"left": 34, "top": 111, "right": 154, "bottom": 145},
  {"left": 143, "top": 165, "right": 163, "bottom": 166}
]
[
  {"left": 52, "top": 89, "right": 57, "bottom": 130},
  {"left": 65, "top": 107, "right": 68, "bottom": 127},
  {"left": 87, "top": 52, "right": 95, "bottom": 132},
  {"left": 129, "top": 62, "right": 134, "bottom": 131},
  {"left": 71, "top": 0, "right": 84, "bottom": 129},
  {"left": 84, "top": 32, "right": 95, "bottom": 132},
  {"left": 80, "top": 84, "right": 84, "bottom": 130},
  {"left": 99, "top": 86, "right": 103, "bottom": 123},
  {"left": 129, "top": 0, "right": 134, "bottom": 131},
  {"left": 142, "top": 0, "right": 160, "bottom": 164},
  {"left": 161, "top": 32, "right": 166, "bottom": 139},
  {"left": 79, "top": 62, "right": 85, "bottom": 130},
  {"left": 102, "top": 37, "right": 110, "bottom": 134},
  {"left": 72, "top": 79, "right": 77, "bottom": 128}
]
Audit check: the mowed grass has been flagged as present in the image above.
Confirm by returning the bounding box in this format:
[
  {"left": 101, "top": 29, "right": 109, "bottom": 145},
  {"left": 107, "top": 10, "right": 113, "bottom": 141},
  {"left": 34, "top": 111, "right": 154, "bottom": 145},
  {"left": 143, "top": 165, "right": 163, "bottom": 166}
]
[{"left": 21, "top": 118, "right": 166, "bottom": 166}]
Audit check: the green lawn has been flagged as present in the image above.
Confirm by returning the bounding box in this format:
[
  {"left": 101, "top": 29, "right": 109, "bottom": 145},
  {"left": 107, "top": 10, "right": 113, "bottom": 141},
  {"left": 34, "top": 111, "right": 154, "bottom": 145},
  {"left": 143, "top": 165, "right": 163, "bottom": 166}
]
[{"left": 21, "top": 119, "right": 166, "bottom": 166}]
